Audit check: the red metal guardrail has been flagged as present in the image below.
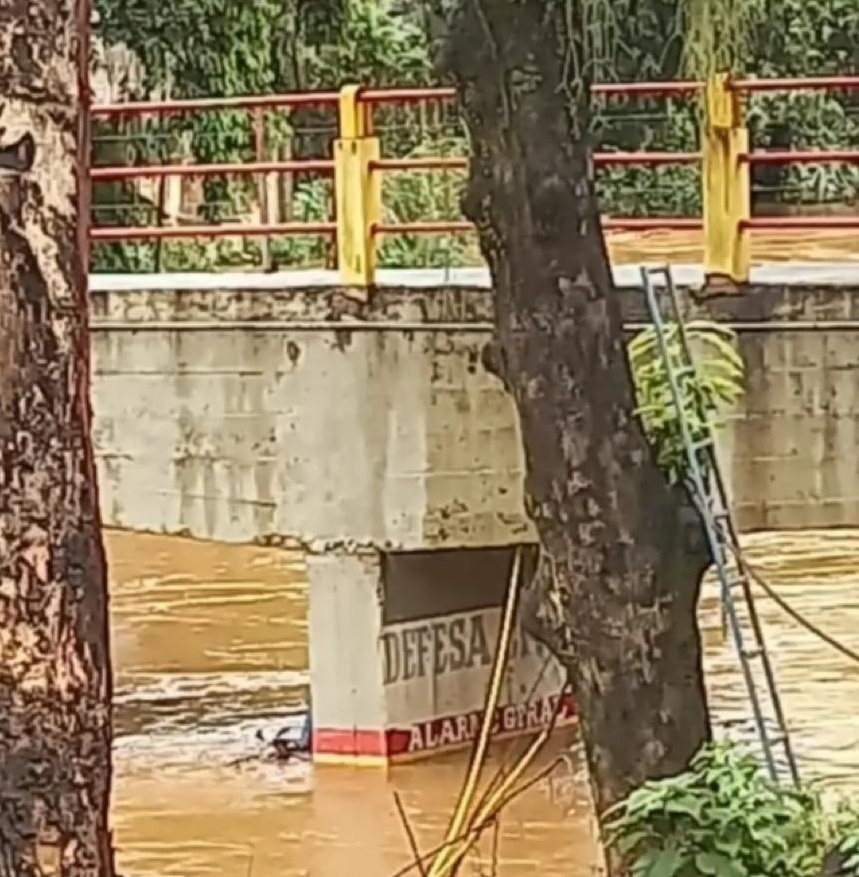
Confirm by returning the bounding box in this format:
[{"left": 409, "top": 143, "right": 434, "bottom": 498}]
[{"left": 89, "top": 75, "right": 859, "bottom": 282}]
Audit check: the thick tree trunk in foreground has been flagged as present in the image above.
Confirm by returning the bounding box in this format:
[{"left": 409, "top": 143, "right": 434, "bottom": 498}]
[
  {"left": 428, "top": 0, "right": 711, "bottom": 819},
  {"left": 0, "top": 2, "right": 114, "bottom": 875}
]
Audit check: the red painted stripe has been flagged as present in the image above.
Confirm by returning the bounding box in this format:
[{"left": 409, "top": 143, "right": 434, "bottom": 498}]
[
  {"left": 389, "top": 693, "right": 578, "bottom": 756},
  {"left": 313, "top": 728, "right": 389, "bottom": 758},
  {"left": 313, "top": 694, "right": 578, "bottom": 759}
]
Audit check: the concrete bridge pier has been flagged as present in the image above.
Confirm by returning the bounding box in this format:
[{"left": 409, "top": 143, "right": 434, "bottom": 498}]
[
  {"left": 307, "top": 545, "right": 575, "bottom": 764},
  {"left": 307, "top": 550, "right": 389, "bottom": 763}
]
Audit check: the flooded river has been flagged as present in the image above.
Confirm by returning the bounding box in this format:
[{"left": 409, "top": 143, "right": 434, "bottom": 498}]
[
  {"left": 108, "top": 528, "right": 859, "bottom": 877},
  {"left": 607, "top": 228, "right": 859, "bottom": 266}
]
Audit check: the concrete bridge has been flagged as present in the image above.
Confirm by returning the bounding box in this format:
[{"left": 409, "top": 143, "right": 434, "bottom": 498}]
[{"left": 90, "top": 263, "right": 859, "bottom": 762}]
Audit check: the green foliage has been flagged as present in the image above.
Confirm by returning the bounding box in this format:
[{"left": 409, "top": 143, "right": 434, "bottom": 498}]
[
  {"left": 746, "top": 0, "right": 859, "bottom": 78},
  {"left": 95, "top": 0, "right": 339, "bottom": 98},
  {"left": 93, "top": 0, "right": 326, "bottom": 266},
  {"left": 839, "top": 822, "right": 859, "bottom": 875},
  {"left": 597, "top": 101, "right": 702, "bottom": 217},
  {"left": 589, "top": 0, "right": 686, "bottom": 82},
  {"left": 269, "top": 180, "right": 334, "bottom": 268},
  {"left": 94, "top": 0, "right": 300, "bottom": 168},
  {"left": 682, "top": 0, "right": 757, "bottom": 79},
  {"left": 628, "top": 320, "right": 745, "bottom": 482},
  {"left": 594, "top": 0, "right": 859, "bottom": 217},
  {"left": 377, "top": 138, "right": 478, "bottom": 269},
  {"left": 679, "top": 0, "right": 859, "bottom": 208},
  {"left": 91, "top": 0, "right": 859, "bottom": 273},
  {"left": 91, "top": 0, "right": 436, "bottom": 272},
  {"left": 301, "top": 0, "right": 431, "bottom": 87},
  {"left": 605, "top": 743, "right": 859, "bottom": 877}
]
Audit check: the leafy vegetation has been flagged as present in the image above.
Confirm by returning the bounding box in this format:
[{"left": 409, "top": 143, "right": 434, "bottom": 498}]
[
  {"left": 597, "top": 0, "right": 859, "bottom": 218},
  {"left": 605, "top": 743, "right": 859, "bottom": 877},
  {"left": 628, "top": 320, "right": 745, "bottom": 482},
  {"left": 89, "top": 0, "right": 859, "bottom": 272}
]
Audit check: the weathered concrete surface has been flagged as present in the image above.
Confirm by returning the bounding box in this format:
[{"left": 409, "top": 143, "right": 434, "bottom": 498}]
[
  {"left": 90, "top": 278, "right": 859, "bottom": 542},
  {"left": 89, "top": 262, "right": 859, "bottom": 293},
  {"left": 307, "top": 550, "right": 389, "bottom": 762},
  {"left": 640, "top": 285, "right": 859, "bottom": 530},
  {"left": 91, "top": 285, "right": 527, "bottom": 549}
]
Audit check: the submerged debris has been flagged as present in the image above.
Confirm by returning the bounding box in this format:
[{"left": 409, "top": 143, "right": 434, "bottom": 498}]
[
  {"left": 228, "top": 708, "right": 312, "bottom": 768},
  {"left": 257, "top": 709, "right": 312, "bottom": 761}
]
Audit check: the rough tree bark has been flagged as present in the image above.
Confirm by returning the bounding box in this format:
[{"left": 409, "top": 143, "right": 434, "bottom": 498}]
[
  {"left": 0, "top": 1, "right": 114, "bottom": 875},
  {"left": 426, "top": 0, "right": 712, "bottom": 820}
]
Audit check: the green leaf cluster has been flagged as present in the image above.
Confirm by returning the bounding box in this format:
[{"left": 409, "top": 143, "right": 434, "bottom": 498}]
[
  {"left": 605, "top": 743, "right": 859, "bottom": 877},
  {"left": 628, "top": 320, "right": 745, "bottom": 482},
  {"left": 838, "top": 823, "right": 859, "bottom": 875},
  {"left": 596, "top": 0, "right": 858, "bottom": 218},
  {"left": 377, "top": 137, "right": 478, "bottom": 269},
  {"left": 90, "top": 0, "right": 859, "bottom": 273}
]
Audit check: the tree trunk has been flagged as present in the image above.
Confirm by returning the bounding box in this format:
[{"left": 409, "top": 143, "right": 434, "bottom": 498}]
[
  {"left": 0, "top": 1, "right": 114, "bottom": 875},
  {"left": 426, "top": 0, "right": 711, "bottom": 821}
]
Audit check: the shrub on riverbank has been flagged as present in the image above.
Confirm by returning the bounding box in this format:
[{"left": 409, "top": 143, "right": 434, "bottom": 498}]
[{"left": 604, "top": 742, "right": 859, "bottom": 877}]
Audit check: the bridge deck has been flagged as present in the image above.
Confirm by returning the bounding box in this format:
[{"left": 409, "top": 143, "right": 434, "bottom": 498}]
[{"left": 90, "top": 262, "right": 859, "bottom": 292}]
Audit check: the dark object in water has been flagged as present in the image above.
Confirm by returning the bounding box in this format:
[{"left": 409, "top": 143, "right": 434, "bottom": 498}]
[{"left": 255, "top": 708, "right": 312, "bottom": 761}]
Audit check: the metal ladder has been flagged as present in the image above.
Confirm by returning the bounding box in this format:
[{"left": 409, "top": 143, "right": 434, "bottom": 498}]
[{"left": 639, "top": 265, "right": 800, "bottom": 787}]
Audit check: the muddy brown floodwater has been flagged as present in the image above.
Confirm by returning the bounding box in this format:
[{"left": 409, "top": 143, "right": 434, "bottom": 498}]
[
  {"left": 108, "top": 527, "right": 859, "bottom": 877},
  {"left": 606, "top": 228, "right": 859, "bottom": 266}
]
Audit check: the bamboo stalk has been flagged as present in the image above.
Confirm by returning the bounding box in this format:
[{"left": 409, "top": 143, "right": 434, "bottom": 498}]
[{"left": 428, "top": 548, "right": 522, "bottom": 877}]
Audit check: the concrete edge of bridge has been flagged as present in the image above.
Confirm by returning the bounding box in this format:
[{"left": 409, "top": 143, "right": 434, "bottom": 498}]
[{"left": 88, "top": 262, "right": 859, "bottom": 293}]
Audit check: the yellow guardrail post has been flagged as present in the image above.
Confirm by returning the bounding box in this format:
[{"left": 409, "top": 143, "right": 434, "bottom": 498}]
[
  {"left": 335, "top": 85, "right": 381, "bottom": 294},
  {"left": 703, "top": 72, "right": 750, "bottom": 287}
]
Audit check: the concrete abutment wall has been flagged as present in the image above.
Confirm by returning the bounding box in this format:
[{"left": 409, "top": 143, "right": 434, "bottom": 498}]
[
  {"left": 89, "top": 275, "right": 859, "bottom": 762},
  {"left": 307, "top": 545, "right": 573, "bottom": 762},
  {"left": 92, "top": 284, "right": 530, "bottom": 549}
]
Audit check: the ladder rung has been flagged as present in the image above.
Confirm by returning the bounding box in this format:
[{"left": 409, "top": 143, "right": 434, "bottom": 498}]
[
  {"left": 742, "top": 646, "right": 764, "bottom": 660},
  {"left": 675, "top": 365, "right": 696, "bottom": 378},
  {"left": 726, "top": 576, "right": 747, "bottom": 590},
  {"left": 691, "top": 436, "right": 714, "bottom": 452},
  {"left": 712, "top": 530, "right": 730, "bottom": 549},
  {"left": 644, "top": 267, "right": 670, "bottom": 280},
  {"left": 766, "top": 732, "right": 789, "bottom": 746}
]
